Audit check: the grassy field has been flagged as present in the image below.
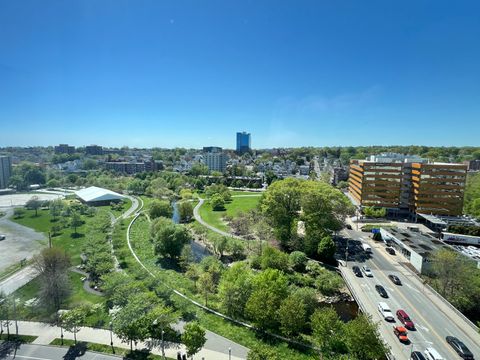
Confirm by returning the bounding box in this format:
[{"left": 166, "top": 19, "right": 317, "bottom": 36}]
[
  {"left": 198, "top": 196, "right": 261, "bottom": 232},
  {"left": 97, "top": 198, "right": 132, "bottom": 219},
  {"left": 0, "top": 334, "right": 37, "bottom": 343},
  {"left": 12, "top": 209, "right": 90, "bottom": 265},
  {"left": 50, "top": 339, "right": 176, "bottom": 360},
  {"left": 230, "top": 190, "right": 264, "bottom": 196}
]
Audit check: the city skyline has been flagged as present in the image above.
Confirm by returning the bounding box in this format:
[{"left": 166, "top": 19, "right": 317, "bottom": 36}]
[{"left": 1, "top": 1, "right": 480, "bottom": 148}]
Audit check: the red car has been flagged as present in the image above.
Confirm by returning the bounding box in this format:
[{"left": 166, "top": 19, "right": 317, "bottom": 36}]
[{"left": 396, "top": 309, "right": 414, "bottom": 329}]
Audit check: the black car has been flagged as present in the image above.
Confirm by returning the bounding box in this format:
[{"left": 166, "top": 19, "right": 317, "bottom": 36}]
[
  {"left": 375, "top": 284, "right": 388, "bottom": 298},
  {"left": 446, "top": 336, "right": 474, "bottom": 359},
  {"left": 388, "top": 274, "right": 402, "bottom": 285},
  {"left": 352, "top": 266, "right": 363, "bottom": 277},
  {"left": 410, "top": 351, "right": 427, "bottom": 360},
  {"left": 385, "top": 247, "right": 396, "bottom": 255}
]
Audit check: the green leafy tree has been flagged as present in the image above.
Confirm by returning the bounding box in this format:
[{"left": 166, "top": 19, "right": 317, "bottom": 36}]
[
  {"left": 311, "top": 307, "right": 346, "bottom": 354},
  {"left": 218, "top": 262, "right": 254, "bottom": 318},
  {"left": 198, "top": 272, "right": 215, "bottom": 306},
  {"left": 181, "top": 322, "right": 206, "bottom": 358},
  {"left": 149, "top": 200, "right": 173, "bottom": 219},
  {"left": 151, "top": 218, "right": 191, "bottom": 259},
  {"left": 49, "top": 199, "right": 64, "bottom": 221},
  {"left": 315, "top": 269, "right": 344, "bottom": 296},
  {"left": 60, "top": 305, "right": 91, "bottom": 344},
  {"left": 317, "top": 235, "right": 336, "bottom": 264},
  {"left": 178, "top": 201, "right": 194, "bottom": 223},
  {"left": 278, "top": 293, "right": 307, "bottom": 337},
  {"left": 13, "top": 207, "right": 25, "bottom": 219},
  {"left": 70, "top": 211, "right": 83, "bottom": 236},
  {"left": 247, "top": 344, "right": 280, "bottom": 360},
  {"left": 289, "top": 251, "right": 308, "bottom": 272},
  {"left": 259, "top": 246, "right": 290, "bottom": 271},
  {"left": 343, "top": 314, "right": 386, "bottom": 360},
  {"left": 245, "top": 269, "right": 289, "bottom": 330},
  {"left": 210, "top": 194, "right": 225, "bottom": 211}
]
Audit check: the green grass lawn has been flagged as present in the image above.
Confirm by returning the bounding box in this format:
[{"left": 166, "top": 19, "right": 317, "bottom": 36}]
[
  {"left": 198, "top": 196, "right": 261, "bottom": 232},
  {"left": 49, "top": 339, "right": 176, "bottom": 360},
  {"left": 230, "top": 190, "right": 263, "bottom": 196}
]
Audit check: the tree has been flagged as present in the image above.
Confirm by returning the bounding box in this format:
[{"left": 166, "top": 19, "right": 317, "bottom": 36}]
[
  {"left": 26, "top": 196, "right": 42, "bottom": 217},
  {"left": 212, "top": 236, "right": 229, "bottom": 259},
  {"left": 181, "top": 322, "right": 206, "bottom": 359},
  {"left": 70, "top": 211, "right": 83, "bottom": 236},
  {"left": 13, "top": 207, "right": 25, "bottom": 219},
  {"left": 317, "top": 235, "right": 336, "bottom": 264},
  {"left": 278, "top": 293, "right": 307, "bottom": 337},
  {"left": 247, "top": 344, "right": 280, "bottom": 360},
  {"left": 60, "top": 305, "right": 91, "bottom": 344},
  {"left": 33, "top": 248, "right": 71, "bottom": 311},
  {"left": 245, "top": 269, "right": 289, "bottom": 330},
  {"left": 343, "top": 314, "right": 386, "bottom": 360},
  {"left": 218, "top": 262, "right": 254, "bottom": 318},
  {"left": 179, "top": 244, "right": 194, "bottom": 271},
  {"left": 178, "top": 201, "right": 193, "bottom": 223},
  {"left": 311, "top": 307, "right": 346, "bottom": 354},
  {"left": 259, "top": 246, "right": 290, "bottom": 271},
  {"left": 289, "top": 251, "right": 308, "bottom": 272},
  {"left": 49, "top": 199, "right": 64, "bottom": 221},
  {"left": 315, "top": 269, "right": 344, "bottom": 296},
  {"left": 363, "top": 206, "right": 386, "bottom": 218},
  {"left": 210, "top": 194, "right": 225, "bottom": 211},
  {"left": 149, "top": 200, "right": 173, "bottom": 219},
  {"left": 113, "top": 292, "right": 158, "bottom": 350},
  {"left": 151, "top": 218, "right": 191, "bottom": 258},
  {"left": 198, "top": 272, "right": 215, "bottom": 306}
]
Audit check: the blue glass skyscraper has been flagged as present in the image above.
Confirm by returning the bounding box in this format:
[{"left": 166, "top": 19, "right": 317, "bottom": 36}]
[{"left": 236, "top": 132, "right": 251, "bottom": 154}]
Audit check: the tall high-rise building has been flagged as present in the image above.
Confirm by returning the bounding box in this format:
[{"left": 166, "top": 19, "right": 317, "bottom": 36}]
[
  {"left": 348, "top": 153, "right": 467, "bottom": 216},
  {"left": 204, "top": 147, "right": 228, "bottom": 173},
  {"left": 0, "top": 156, "right": 12, "bottom": 189},
  {"left": 236, "top": 132, "right": 251, "bottom": 154}
]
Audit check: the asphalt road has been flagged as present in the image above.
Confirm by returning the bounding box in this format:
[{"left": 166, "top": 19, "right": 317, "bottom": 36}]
[
  {"left": 339, "top": 227, "right": 480, "bottom": 360},
  {"left": 0, "top": 343, "right": 120, "bottom": 360}
]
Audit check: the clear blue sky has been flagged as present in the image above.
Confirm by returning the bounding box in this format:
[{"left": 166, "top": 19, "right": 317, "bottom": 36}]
[{"left": 1, "top": 1, "right": 479, "bottom": 149}]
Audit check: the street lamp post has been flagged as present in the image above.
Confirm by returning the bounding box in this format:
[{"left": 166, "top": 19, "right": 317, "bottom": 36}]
[
  {"left": 161, "top": 329, "right": 165, "bottom": 360},
  {"left": 345, "top": 238, "right": 349, "bottom": 267},
  {"left": 60, "top": 324, "right": 64, "bottom": 345},
  {"left": 109, "top": 321, "right": 114, "bottom": 353},
  {"left": 12, "top": 298, "right": 18, "bottom": 336},
  {"left": 228, "top": 347, "right": 231, "bottom": 360}
]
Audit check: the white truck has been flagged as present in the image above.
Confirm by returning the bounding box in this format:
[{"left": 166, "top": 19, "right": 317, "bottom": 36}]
[{"left": 361, "top": 242, "right": 372, "bottom": 253}]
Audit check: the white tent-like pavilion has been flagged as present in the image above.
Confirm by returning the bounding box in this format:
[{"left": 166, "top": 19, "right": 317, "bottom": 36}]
[{"left": 75, "top": 186, "right": 126, "bottom": 205}]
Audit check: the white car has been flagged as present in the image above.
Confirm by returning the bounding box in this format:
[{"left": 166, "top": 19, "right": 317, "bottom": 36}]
[
  {"left": 377, "top": 302, "right": 394, "bottom": 321},
  {"left": 424, "top": 347, "right": 444, "bottom": 360},
  {"left": 0, "top": 234, "right": 5, "bottom": 241},
  {"left": 362, "top": 266, "right": 373, "bottom": 277}
]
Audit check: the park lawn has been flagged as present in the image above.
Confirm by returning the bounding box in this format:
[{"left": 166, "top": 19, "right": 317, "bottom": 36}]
[
  {"left": 49, "top": 339, "right": 176, "bottom": 360},
  {"left": 12, "top": 208, "right": 108, "bottom": 265},
  {"left": 230, "top": 190, "right": 263, "bottom": 196},
  {"left": 199, "top": 196, "right": 261, "bottom": 232},
  {"left": 97, "top": 198, "right": 132, "bottom": 219}
]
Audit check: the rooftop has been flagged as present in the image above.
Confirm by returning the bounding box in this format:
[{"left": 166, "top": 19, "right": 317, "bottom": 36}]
[
  {"left": 75, "top": 186, "right": 125, "bottom": 203},
  {"left": 382, "top": 227, "right": 450, "bottom": 257}
]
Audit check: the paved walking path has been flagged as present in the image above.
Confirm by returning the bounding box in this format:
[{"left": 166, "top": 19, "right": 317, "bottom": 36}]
[
  {"left": 2, "top": 321, "right": 245, "bottom": 360},
  {"left": 192, "top": 199, "right": 242, "bottom": 239}
]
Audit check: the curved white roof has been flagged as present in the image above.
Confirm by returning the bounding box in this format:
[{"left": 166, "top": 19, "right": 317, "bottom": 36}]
[{"left": 75, "top": 186, "right": 125, "bottom": 203}]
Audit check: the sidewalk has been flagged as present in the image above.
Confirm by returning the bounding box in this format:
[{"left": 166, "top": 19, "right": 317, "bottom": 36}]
[{"left": 3, "top": 321, "right": 246, "bottom": 360}]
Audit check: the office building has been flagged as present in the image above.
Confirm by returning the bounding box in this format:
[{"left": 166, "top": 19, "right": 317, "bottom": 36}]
[
  {"left": 85, "top": 145, "right": 104, "bottom": 155},
  {"left": 54, "top": 144, "right": 76, "bottom": 154},
  {"left": 411, "top": 162, "right": 467, "bottom": 216},
  {"left": 348, "top": 153, "right": 467, "bottom": 216},
  {"left": 0, "top": 156, "right": 12, "bottom": 189},
  {"left": 204, "top": 147, "right": 228, "bottom": 173},
  {"left": 236, "top": 132, "right": 251, "bottom": 154}
]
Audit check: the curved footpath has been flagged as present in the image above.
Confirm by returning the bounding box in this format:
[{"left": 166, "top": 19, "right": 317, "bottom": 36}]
[{"left": 193, "top": 198, "right": 242, "bottom": 239}]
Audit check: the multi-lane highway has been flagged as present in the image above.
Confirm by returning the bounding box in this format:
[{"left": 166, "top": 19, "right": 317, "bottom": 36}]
[{"left": 338, "top": 227, "right": 480, "bottom": 360}]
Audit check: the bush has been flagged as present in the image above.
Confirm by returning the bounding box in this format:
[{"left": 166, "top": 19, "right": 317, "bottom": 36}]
[{"left": 289, "top": 251, "right": 308, "bottom": 272}]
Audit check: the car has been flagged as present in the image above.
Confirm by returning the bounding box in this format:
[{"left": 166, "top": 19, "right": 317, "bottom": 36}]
[
  {"left": 377, "top": 302, "right": 394, "bottom": 321},
  {"left": 396, "top": 309, "right": 414, "bottom": 329},
  {"left": 393, "top": 325, "right": 409, "bottom": 343},
  {"left": 375, "top": 284, "right": 388, "bottom": 298},
  {"left": 385, "top": 246, "right": 396, "bottom": 255},
  {"left": 352, "top": 266, "right": 363, "bottom": 277},
  {"left": 0, "top": 234, "right": 6, "bottom": 240},
  {"left": 346, "top": 224, "right": 352, "bottom": 230},
  {"left": 388, "top": 274, "right": 402, "bottom": 285},
  {"left": 424, "top": 347, "right": 444, "bottom": 360},
  {"left": 446, "top": 336, "right": 474, "bottom": 359},
  {"left": 411, "top": 351, "right": 427, "bottom": 360},
  {"left": 362, "top": 266, "right": 373, "bottom": 277}
]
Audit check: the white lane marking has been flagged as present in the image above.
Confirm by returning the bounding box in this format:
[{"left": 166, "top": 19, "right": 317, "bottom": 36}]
[
  {"left": 416, "top": 324, "right": 430, "bottom": 332},
  {"left": 405, "top": 282, "right": 421, "bottom": 294}
]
